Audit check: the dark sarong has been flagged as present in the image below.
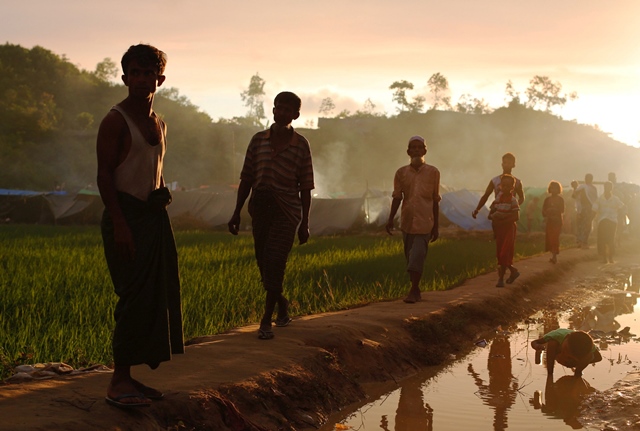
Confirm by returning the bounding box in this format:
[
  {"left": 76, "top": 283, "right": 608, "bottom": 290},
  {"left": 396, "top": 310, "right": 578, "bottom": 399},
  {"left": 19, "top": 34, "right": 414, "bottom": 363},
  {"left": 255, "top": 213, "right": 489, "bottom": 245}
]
[
  {"left": 101, "top": 190, "right": 184, "bottom": 368},
  {"left": 494, "top": 221, "right": 516, "bottom": 267},
  {"left": 249, "top": 189, "right": 297, "bottom": 293}
]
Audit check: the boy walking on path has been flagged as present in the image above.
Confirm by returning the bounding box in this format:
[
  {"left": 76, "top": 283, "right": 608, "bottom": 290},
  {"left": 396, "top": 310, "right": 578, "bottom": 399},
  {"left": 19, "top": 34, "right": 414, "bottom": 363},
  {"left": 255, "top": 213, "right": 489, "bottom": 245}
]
[
  {"left": 386, "top": 135, "right": 441, "bottom": 303},
  {"left": 471, "top": 152, "right": 525, "bottom": 220},
  {"left": 228, "top": 92, "right": 314, "bottom": 340},
  {"left": 97, "top": 44, "right": 184, "bottom": 409}
]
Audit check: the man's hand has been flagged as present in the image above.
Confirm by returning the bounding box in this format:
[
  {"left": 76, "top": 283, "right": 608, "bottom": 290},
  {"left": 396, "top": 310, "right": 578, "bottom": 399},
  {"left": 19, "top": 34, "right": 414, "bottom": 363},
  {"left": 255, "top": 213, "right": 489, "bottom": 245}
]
[
  {"left": 114, "top": 221, "right": 135, "bottom": 260},
  {"left": 430, "top": 228, "right": 439, "bottom": 242},
  {"left": 472, "top": 209, "right": 479, "bottom": 219},
  {"left": 385, "top": 220, "right": 394, "bottom": 235},
  {"left": 228, "top": 213, "right": 240, "bottom": 235},
  {"left": 298, "top": 223, "right": 310, "bottom": 244}
]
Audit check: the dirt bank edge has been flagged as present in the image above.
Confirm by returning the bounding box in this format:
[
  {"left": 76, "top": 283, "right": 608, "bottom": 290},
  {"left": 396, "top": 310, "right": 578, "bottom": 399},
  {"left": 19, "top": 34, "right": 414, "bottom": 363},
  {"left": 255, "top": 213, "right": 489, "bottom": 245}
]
[{"left": 0, "top": 248, "right": 615, "bottom": 431}]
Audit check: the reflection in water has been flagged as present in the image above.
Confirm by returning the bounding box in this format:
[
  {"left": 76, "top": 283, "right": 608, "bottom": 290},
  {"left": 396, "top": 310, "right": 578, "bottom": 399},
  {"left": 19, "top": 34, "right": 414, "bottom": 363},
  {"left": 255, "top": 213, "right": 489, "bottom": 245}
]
[
  {"left": 529, "top": 376, "right": 595, "bottom": 429},
  {"left": 394, "top": 379, "right": 433, "bottom": 431},
  {"left": 468, "top": 335, "right": 518, "bottom": 430},
  {"left": 569, "top": 289, "right": 638, "bottom": 351},
  {"left": 329, "top": 268, "right": 640, "bottom": 431}
]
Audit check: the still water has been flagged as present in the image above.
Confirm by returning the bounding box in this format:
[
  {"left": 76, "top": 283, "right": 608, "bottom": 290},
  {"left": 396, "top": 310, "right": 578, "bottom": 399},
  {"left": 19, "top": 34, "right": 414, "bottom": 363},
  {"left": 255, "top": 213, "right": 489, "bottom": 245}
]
[{"left": 322, "top": 270, "right": 640, "bottom": 431}]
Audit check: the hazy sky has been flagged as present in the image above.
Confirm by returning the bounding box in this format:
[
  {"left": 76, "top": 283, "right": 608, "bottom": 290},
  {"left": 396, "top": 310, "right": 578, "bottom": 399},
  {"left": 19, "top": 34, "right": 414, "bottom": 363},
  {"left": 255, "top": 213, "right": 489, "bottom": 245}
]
[{"left": 2, "top": 0, "right": 639, "bottom": 146}]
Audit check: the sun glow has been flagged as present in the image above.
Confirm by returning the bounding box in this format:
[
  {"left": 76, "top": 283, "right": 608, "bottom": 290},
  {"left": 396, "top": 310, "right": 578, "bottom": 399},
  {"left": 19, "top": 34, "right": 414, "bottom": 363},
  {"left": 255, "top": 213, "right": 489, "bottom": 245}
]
[{"left": 563, "top": 94, "right": 640, "bottom": 148}]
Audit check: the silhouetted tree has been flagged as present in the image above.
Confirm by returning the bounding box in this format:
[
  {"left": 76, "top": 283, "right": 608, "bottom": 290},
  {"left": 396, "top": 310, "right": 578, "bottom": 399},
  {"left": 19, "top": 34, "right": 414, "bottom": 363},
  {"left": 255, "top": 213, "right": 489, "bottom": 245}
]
[
  {"left": 318, "top": 97, "right": 335, "bottom": 116},
  {"left": 363, "top": 98, "right": 376, "bottom": 114},
  {"left": 504, "top": 80, "right": 522, "bottom": 107},
  {"left": 525, "top": 75, "right": 577, "bottom": 113},
  {"left": 456, "top": 94, "right": 493, "bottom": 114},
  {"left": 93, "top": 58, "right": 119, "bottom": 84},
  {"left": 427, "top": 72, "right": 451, "bottom": 110},
  {"left": 157, "top": 87, "right": 195, "bottom": 108},
  {"left": 240, "top": 73, "right": 266, "bottom": 127},
  {"left": 389, "top": 80, "right": 424, "bottom": 113},
  {"left": 336, "top": 109, "right": 351, "bottom": 118}
]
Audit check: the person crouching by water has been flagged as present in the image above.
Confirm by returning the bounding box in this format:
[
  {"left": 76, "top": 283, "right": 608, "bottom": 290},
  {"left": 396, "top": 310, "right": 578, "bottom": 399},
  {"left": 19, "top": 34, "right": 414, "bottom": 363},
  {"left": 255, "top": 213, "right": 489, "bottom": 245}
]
[
  {"left": 488, "top": 174, "right": 520, "bottom": 287},
  {"left": 386, "top": 135, "right": 441, "bottom": 303},
  {"left": 531, "top": 329, "right": 602, "bottom": 378}
]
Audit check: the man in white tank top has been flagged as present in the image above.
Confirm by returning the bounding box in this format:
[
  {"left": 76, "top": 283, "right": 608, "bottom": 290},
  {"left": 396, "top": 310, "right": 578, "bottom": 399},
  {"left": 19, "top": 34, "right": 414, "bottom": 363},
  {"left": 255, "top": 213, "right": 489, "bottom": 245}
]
[{"left": 97, "top": 44, "right": 183, "bottom": 409}]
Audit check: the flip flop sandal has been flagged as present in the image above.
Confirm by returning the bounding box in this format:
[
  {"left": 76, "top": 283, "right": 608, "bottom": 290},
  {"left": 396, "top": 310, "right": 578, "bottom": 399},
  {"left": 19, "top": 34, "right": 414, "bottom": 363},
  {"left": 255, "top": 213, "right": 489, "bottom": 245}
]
[
  {"left": 274, "top": 316, "right": 292, "bottom": 327},
  {"left": 134, "top": 383, "right": 164, "bottom": 400},
  {"left": 506, "top": 271, "right": 520, "bottom": 284},
  {"left": 105, "top": 393, "right": 151, "bottom": 409},
  {"left": 258, "top": 328, "right": 274, "bottom": 340}
]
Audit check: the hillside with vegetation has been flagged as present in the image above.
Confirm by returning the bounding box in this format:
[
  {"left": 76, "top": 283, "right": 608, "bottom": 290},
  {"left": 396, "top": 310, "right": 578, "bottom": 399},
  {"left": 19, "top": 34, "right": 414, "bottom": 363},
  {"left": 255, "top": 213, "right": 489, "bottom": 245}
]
[{"left": 1, "top": 43, "right": 638, "bottom": 195}]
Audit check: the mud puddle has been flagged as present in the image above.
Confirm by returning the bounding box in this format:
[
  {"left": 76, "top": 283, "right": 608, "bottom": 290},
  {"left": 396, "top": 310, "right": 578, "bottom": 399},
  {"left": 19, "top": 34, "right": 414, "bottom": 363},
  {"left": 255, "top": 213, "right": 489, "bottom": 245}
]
[{"left": 321, "top": 267, "right": 640, "bottom": 430}]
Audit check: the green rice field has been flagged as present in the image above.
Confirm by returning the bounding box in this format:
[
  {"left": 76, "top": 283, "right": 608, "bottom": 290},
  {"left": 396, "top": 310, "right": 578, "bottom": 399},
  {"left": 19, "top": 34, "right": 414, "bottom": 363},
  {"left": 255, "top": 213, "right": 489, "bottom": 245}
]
[{"left": 0, "top": 225, "right": 569, "bottom": 379}]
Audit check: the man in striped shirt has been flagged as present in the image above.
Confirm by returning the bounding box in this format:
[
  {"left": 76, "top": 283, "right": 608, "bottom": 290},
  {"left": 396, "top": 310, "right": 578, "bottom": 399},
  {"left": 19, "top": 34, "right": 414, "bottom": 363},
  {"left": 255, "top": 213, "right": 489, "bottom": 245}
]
[{"left": 228, "top": 91, "right": 314, "bottom": 340}]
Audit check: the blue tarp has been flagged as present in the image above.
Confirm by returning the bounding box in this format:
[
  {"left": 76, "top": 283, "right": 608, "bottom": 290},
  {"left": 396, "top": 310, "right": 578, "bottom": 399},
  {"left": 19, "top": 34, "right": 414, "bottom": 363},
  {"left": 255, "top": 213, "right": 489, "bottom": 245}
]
[{"left": 0, "top": 189, "right": 67, "bottom": 196}]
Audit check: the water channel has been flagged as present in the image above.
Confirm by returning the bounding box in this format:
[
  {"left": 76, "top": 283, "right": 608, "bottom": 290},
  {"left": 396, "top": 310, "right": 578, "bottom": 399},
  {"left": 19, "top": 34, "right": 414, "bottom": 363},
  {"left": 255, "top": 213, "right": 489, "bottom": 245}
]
[{"left": 320, "top": 267, "right": 640, "bottom": 431}]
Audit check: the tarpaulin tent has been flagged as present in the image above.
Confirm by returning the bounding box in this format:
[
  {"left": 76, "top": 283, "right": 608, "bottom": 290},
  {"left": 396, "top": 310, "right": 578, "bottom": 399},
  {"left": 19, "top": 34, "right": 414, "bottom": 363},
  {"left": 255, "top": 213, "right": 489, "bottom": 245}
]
[
  {"left": 46, "top": 189, "right": 103, "bottom": 224},
  {"left": 309, "top": 197, "right": 366, "bottom": 235},
  {"left": 440, "top": 189, "right": 492, "bottom": 230},
  {"left": 167, "top": 190, "right": 237, "bottom": 228},
  {"left": 0, "top": 189, "right": 60, "bottom": 224}
]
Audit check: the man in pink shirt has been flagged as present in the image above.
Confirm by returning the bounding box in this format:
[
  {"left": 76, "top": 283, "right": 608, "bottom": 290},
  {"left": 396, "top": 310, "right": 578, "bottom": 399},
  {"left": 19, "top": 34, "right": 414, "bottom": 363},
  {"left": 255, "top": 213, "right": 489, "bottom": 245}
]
[{"left": 386, "top": 136, "right": 441, "bottom": 303}]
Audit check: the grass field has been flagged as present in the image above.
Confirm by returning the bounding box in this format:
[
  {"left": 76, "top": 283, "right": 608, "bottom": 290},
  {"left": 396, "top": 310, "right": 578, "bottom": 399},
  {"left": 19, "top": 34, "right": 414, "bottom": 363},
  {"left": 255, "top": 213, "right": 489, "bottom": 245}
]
[{"left": 0, "top": 225, "right": 567, "bottom": 379}]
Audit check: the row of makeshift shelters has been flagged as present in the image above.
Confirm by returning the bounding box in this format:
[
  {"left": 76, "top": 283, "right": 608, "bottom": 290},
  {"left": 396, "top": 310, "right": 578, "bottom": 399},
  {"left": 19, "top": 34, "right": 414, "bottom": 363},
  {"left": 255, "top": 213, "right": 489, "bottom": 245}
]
[{"left": 0, "top": 187, "right": 580, "bottom": 235}]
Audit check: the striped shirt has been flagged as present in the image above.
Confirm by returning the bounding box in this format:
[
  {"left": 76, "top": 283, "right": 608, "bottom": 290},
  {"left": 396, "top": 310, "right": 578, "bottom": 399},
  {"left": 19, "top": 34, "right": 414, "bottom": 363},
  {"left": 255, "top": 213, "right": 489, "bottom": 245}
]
[{"left": 240, "top": 126, "right": 314, "bottom": 224}]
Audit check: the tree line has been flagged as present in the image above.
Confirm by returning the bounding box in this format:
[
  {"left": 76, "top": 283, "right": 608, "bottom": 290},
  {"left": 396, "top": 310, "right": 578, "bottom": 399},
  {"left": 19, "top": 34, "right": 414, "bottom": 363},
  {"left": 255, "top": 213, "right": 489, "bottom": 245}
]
[
  {"left": 0, "top": 43, "right": 636, "bottom": 194},
  {"left": 237, "top": 71, "right": 578, "bottom": 127}
]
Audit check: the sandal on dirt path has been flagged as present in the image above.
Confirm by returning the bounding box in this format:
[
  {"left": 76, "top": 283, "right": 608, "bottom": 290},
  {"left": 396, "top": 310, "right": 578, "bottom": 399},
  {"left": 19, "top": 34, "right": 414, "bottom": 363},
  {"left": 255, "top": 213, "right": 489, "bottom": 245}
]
[
  {"left": 274, "top": 316, "right": 292, "bottom": 327},
  {"left": 105, "top": 393, "right": 151, "bottom": 409},
  {"left": 258, "top": 328, "right": 274, "bottom": 340},
  {"left": 506, "top": 271, "right": 520, "bottom": 284},
  {"left": 403, "top": 296, "right": 421, "bottom": 304},
  {"left": 133, "top": 381, "right": 164, "bottom": 400}
]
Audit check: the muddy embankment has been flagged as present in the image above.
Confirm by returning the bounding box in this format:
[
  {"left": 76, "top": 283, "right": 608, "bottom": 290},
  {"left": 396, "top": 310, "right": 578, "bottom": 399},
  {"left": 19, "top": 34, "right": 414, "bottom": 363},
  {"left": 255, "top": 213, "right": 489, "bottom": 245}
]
[{"left": 1, "top": 245, "right": 634, "bottom": 431}]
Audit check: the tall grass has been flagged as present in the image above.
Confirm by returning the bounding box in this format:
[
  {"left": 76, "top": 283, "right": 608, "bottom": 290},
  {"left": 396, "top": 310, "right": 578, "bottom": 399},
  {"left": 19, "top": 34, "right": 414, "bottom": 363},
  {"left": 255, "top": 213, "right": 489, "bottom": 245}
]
[{"left": 0, "top": 225, "right": 564, "bottom": 379}]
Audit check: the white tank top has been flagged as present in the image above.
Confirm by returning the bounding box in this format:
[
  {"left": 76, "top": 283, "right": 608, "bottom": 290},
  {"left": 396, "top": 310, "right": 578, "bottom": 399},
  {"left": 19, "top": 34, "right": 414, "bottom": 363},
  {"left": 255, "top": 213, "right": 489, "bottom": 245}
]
[{"left": 112, "top": 105, "right": 165, "bottom": 202}]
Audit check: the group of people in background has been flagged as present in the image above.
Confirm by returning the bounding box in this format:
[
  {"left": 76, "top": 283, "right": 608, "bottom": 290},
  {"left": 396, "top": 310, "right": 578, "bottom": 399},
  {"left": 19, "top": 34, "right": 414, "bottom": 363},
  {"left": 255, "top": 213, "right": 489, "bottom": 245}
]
[
  {"left": 572, "top": 172, "right": 627, "bottom": 264},
  {"left": 95, "top": 43, "right": 614, "bottom": 409},
  {"left": 462, "top": 153, "right": 631, "bottom": 287},
  {"left": 384, "top": 140, "right": 603, "bottom": 381}
]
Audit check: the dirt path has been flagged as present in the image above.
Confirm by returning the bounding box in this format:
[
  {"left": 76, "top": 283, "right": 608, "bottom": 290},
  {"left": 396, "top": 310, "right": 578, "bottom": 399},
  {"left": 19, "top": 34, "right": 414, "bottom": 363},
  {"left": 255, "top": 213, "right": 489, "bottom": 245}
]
[{"left": 1, "top": 244, "right": 639, "bottom": 431}]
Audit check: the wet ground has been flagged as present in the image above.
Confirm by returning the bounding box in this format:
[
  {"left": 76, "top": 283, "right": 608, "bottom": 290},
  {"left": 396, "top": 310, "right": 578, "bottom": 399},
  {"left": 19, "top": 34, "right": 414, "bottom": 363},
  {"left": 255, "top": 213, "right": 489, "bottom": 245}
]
[{"left": 322, "top": 264, "right": 640, "bottom": 431}]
